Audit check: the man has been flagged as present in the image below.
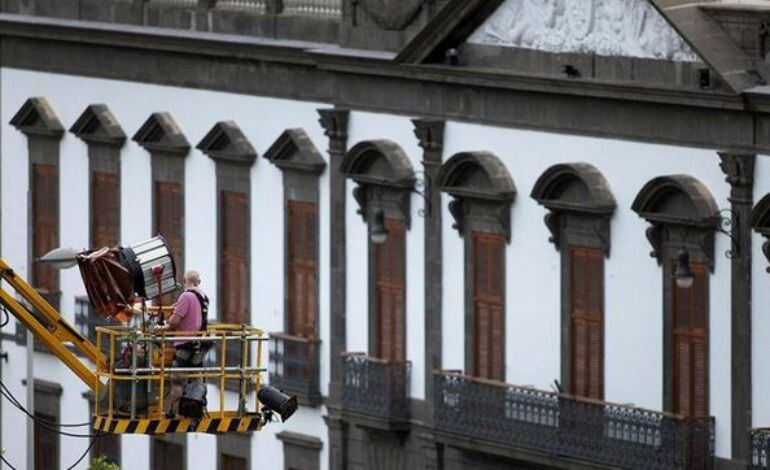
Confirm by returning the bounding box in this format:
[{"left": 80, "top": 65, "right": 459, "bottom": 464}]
[{"left": 158, "top": 270, "right": 209, "bottom": 417}]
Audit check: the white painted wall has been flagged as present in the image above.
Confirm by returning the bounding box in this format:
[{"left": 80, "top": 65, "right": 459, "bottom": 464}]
[
  {"left": 442, "top": 122, "right": 733, "bottom": 458},
  {"left": 0, "top": 68, "right": 331, "bottom": 469},
  {"left": 346, "top": 111, "right": 426, "bottom": 400},
  {"left": 752, "top": 155, "right": 770, "bottom": 429}
]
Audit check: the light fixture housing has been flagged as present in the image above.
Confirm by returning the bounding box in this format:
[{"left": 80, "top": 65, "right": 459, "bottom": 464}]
[
  {"left": 258, "top": 386, "right": 298, "bottom": 422},
  {"left": 39, "top": 247, "right": 80, "bottom": 270},
  {"left": 674, "top": 248, "right": 694, "bottom": 289},
  {"left": 370, "top": 208, "right": 389, "bottom": 244}
]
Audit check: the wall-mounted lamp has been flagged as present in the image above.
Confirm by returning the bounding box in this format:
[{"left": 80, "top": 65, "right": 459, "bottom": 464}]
[
  {"left": 370, "top": 208, "right": 389, "bottom": 244},
  {"left": 445, "top": 48, "right": 460, "bottom": 67},
  {"left": 674, "top": 248, "right": 694, "bottom": 289}
]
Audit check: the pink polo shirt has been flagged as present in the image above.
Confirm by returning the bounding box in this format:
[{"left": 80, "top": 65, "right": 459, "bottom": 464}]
[{"left": 173, "top": 288, "right": 204, "bottom": 346}]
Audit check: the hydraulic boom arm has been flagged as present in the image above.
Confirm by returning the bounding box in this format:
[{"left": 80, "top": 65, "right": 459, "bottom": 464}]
[{"left": 0, "top": 259, "right": 106, "bottom": 392}]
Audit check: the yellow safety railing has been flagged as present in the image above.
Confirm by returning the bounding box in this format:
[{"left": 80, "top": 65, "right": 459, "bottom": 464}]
[{"left": 94, "top": 324, "right": 268, "bottom": 421}]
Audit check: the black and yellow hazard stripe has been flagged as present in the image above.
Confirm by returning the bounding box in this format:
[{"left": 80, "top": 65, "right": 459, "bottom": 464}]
[{"left": 92, "top": 414, "right": 263, "bottom": 435}]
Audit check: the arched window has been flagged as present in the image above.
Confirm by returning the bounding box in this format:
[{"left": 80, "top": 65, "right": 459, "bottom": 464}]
[
  {"left": 342, "top": 140, "right": 415, "bottom": 362},
  {"left": 632, "top": 175, "right": 719, "bottom": 417},
  {"left": 532, "top": 163, "right": 616, "bottom": 399},
  {"left": 438, "top": 151, "right": 515, "bottom": 381}
]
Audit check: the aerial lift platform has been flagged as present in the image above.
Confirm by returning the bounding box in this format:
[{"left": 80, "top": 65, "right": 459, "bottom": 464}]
[{"left": 0, "top": 236, "right": 296, "bottom": 435}]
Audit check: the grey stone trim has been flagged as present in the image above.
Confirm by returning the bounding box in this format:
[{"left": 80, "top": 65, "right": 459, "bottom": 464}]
[
  {"left": 632, "top": 174, "right": 720, "bottom": 270},
  {"left": 217, "top": 433, "right": 251, "bottom": 470},
  {"left": 354, "top": 0, "right": 423, "bottom": 31},
  {"left": 437, "top": 151, "right": 515, "bottom": 242},
  {"left": 196, "top": 120, "right": 257, "bottom": 166},
  {"left": 342, "top": 139, "right": 416, "bottom": 228},
  {"left": 276, "top": 430, "right": 323, "bottom": 450},
  {"left": 69, "top": 104, "right": 126, "bottom": 147},
  {"left": 531, "top": 163, "right": 616, "bottom": 256},
  {"left": 9, "top": 96, "right": 64, "bottom": 138},
  {"left": 264, "top": 128, "right": 326, "bottom": 174},
  {"left": 395, "top": 0, "right": 506, "bottom": 64},
  {"left": 318, "top": 108, "right": 349, "bottom": 470},
  {"left": 719, "top": 152, "right": 755, "bottom": 463},
  {"left": 151, "top": 433, "right": 187, "bottom": 470},
  {"left": 9, "top": 19, "right": 770, "bottom": 153},
  {"left": 132, "top": 112, "right": 190, "bottom": 156},
  {"left": 412, "top": 118, "right": 444, "bottom": 427}
]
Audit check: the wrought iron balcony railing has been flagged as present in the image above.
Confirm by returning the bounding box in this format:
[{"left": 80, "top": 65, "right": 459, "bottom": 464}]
[
  {"left": 434, "top": 372, "right": 714, "bottom": 470},
  {"left": 751, "top": 428, "right": 770, "bottom": 469},
  {"left": 269, "top": 332, "right": 321, "bottom": 406},
  {"left": 342, "top": 353, "right": 410, "bottom": 424}
]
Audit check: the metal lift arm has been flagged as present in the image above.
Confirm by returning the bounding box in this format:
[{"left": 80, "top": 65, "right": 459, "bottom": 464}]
[{"left": 0, "top": 259, "right": 106, "bottom": 392}]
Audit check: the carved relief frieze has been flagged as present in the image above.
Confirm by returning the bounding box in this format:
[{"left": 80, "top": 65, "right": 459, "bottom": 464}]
[{"left": 468, "top": 0, "right": 697, "bottom": 61}]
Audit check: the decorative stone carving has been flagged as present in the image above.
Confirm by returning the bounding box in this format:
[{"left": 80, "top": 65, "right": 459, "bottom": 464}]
[
  {"left": 10, "top": 97, "right": 64, "bottom": 139},
  {"left": 412, "top": 119, "right": 445, "bottom": 153},
  {"left": 531, "top": 162, "right": 616, "bottom": 256},
  {"left": 341, "top": 139, "right": 416, "bottom": 227},
  {"left": 132, "top": 112, "right": 190, "bottom": 156},
  {"left": 718, "top": 152, "right": 755, "bottom": 191},
  {"left": 70, "top": 104, "right": 126, "bottom": 147},
  {"left": 264, "top": 128, "right": 326, "bottom": 174},
  {"left": 632, "top": 174, "right": 720, "bottom": 271},
  {"left": 468, "top": 0, "right": 697, "bottom": 61},
  {"left": 197, "top": 120, "right": 257, "bottom": 166},
  {"left": 318, "top": 108, "right": 349, "bottom": 141},
  {"left": 437, "top": 151, "right": 516, "bottom": 242},
  {"left": 356, "top": 0, "right": 424, "bottom": 31}
]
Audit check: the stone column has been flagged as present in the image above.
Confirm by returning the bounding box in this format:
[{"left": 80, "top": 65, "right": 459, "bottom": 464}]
[
  {"left": 719, "top": 152, "right": 755, "bottom": 463},
  {"left": 412, "top": 119, "right": 445, "bottom": 425}
]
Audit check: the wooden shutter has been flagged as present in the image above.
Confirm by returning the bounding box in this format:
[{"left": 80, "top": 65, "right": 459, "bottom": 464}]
[
  {"left": 472, "top": 232, "right": 505, "bottom": 381},
  {"left": 222, "top": 454, "right": 248, "bottom": 470},
  {"left": 221, "top": 191, "right": 249, "bottom": 325},
  {"left": 569, "top": 247, "right": 604, "bottom": 399},
  {"left": 91, "top": 171, "right": 119, "bottom": 249},
  {"left": 288, "top": 201, "right": 318, "bottom": 339},
  {"left": 375, "top": 219, "right": 406, "bottom": 362},
  {"left": 672, "top": 263, "right": 709, "bottom": 417},
  {"left": 31, "top": 163, "right": 59, "bottom": 296},
  {"left": 155, "top": 181, "right": 184, "bottom": 305},
  {"left": 153, "top": 439, "right": 184, "bottom": 470},
  {"left": 34, "top": 412, "right": 59, "bottom": 470}
]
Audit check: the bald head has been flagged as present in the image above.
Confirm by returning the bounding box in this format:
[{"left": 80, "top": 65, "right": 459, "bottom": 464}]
[{"left": 184, "top": 270, "right": 201, "bottom": 288}]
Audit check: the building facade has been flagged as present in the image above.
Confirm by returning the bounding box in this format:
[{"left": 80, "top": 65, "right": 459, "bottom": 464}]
[{"left": 1, "top": 0, "right": 770, "bottom": 469}]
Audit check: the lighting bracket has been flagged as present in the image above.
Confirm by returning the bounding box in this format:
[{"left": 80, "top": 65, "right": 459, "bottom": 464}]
[
  {"left": 411, "top": 170, "right": 432, "bottom": 218},
  {"left": 711, "top": 208, "right": 740, "bottom": 259}
]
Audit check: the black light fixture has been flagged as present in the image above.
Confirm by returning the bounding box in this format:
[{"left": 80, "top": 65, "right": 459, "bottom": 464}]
[
  {"left": 698, "top": 68, "right": 711, "bottom": 89},
  {"left": 561, "top": 64, "right": 580, "bottom": 79},
  {"left": 445, "top": 48, "right": 460, "bottom": 66},
  {"left": 370, "top": 208, "right": 389, "bottom": 244},
  {"left": 258, "top": 385, "right": 298, "bottom": 422},
  {"left": 674, "top": 248, "right": 694, "bottom": 289}
]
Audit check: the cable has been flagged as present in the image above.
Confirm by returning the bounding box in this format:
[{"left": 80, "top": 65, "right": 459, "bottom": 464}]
[
  {"left": 0, "top": 381, "right": 91, "bottom": 428},
  {"left": 0, "top": 383, "right": 97, "bottom": 437},
  {"left": 0, "top": 454, "right": 17, "bottom": 470},
  {"left": 65, "top": 432, "right": 100, "bottom": 470}
]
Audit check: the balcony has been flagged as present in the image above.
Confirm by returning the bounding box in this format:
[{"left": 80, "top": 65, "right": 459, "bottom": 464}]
[
  {"left": 269, "top": 332, "right": 321, "bottom": 406},
  {"left": 341, "top": 353, "right": 410, "bottom": 431},
  {"left": 751, "top": 429, "right": 770, "bottom": 469},
  {"left": 434, "top": 372, "right": 714, "bottom": 470}
]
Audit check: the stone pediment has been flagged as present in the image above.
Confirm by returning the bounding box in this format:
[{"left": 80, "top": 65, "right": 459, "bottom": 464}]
[
  {"left": 468, "top": 0, "right": 697, "bottom": 61},
  {"left": 197, "top": 120, "right": 257, "bottom": 166},
  {"left": 10, "top": 97, "right": 64, "bottom": 138},
  {"left": 132, "top": 112, "right": 190, "bottom": 156},
  {"left": 70, "top": 104, "right": 126, "bottom": 147}
]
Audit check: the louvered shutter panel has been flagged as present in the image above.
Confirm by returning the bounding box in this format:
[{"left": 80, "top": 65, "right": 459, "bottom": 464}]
[
  {"left": 288, "top": 202, "right": 318, "bottom": 339},
  {"left": 32, "top": 164, "right": 58, "bottom": 295},
  {"left": 92, "top": 172, "right": 119, "bottom": 249},
  {"left": 155, "top": 181, "right": 183, "bottom": 305},
  {"left": 569, "top": 247, "right": 604, "bottom": 399},
  {"left": 672, "top": 262, "right": 709, "bottom": 417},
  {"left": 221, "top": 191, "right": 249, "bottom": 325},
  {"left": 472, "top": 233, "right": 505, "bottom": 381},
  {"left": 375, "top": 219, "right": 406, "bottom": 362}
]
